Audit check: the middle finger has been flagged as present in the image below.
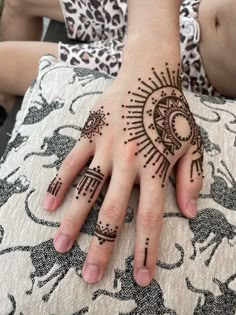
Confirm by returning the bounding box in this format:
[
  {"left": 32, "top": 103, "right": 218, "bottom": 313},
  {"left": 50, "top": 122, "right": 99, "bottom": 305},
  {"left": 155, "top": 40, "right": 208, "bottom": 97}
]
[{"left": 82, "top": 164, "right": 136, "bottom": 283}]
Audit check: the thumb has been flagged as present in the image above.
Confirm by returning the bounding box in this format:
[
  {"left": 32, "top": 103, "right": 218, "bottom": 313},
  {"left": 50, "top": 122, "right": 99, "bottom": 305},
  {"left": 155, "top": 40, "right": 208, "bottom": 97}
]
[{"left": 175, "top": 149, "right": 203, "bottom": 218}]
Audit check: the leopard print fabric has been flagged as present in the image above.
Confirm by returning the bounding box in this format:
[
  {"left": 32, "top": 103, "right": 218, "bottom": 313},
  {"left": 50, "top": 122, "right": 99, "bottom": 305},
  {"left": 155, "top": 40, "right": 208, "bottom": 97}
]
[
  {"left": 59, "top": 0, "right": 219, "bottom": 95},
  {"left": 180, "top": 0, "right": 219, "bottom": 96}
]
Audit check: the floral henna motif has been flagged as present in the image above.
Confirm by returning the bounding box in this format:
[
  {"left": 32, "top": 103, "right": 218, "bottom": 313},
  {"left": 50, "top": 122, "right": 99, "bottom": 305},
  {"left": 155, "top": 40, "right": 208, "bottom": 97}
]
[
  {"left": 79, "top": 106, "right": 110, "bottom": 143},
  {"left": 122, "top": 63, "right": 203, "bottom": 186}
]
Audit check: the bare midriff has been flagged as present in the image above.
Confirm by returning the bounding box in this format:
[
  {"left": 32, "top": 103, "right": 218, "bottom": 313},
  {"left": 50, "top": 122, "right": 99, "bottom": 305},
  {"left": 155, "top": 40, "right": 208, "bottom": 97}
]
[{"left": 198, "top": 0, "right": 236, "bottom": 97}]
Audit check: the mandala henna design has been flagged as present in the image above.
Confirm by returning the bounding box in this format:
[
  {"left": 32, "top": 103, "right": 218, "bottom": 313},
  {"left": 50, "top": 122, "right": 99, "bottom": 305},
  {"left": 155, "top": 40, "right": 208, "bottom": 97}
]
[
  {"left": 76, "top": 166, "right": 104, "bottom": 203},
  {"left": 47, "top": 174, "right": 62, "bottom": 196},
  {"left": 144, "top": 238, "right": 150, "bottom": 267},
  {"left": 122, "top": 63, "right": 203, "bottom": 186},
  {"left": 95, "top": 221, "right": 118, "bottom": 245},
  {"left": 79, "top": 106, "right": 110, "bottom": 143}
]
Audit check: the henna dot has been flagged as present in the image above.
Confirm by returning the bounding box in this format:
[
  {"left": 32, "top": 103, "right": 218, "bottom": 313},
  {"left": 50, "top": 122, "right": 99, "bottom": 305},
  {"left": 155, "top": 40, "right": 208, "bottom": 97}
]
[
  {"left": 153, "top": 163, "right": 155, "bottom": 166},
  {"left": 152, "top": 176, "right": 155, "bottom": 179},
  {"left": 90, "top": 140, "right": 92, "bottom": 143},
  {"left": 83, "top": 193, "right": 86, "bottom": 196},
  {"left": 107, "top": 112, "right": 110, "bottom": 115},
  {"left": 99, "top": 221, "right": 102, "bottom": 224},
  {"left": 122, "top": 115, "right": 125, "bottom": 119},
  {"left": 128, "top": 91, "right": 131, "bottom": 94},
  {"left": 127, "top": 122, "right": 130, "bottom": 125},
  {"left": 123, "top": 128, "right": 126, "bottom": 131},
  {"left": 135, "top": 152, "right": 138, "bottom": 156},
  {"left": 130, "top": 133, "right": 133, "bottom": 136},
  {"left": 106, "top": 224, "right": 109, "bottom": 226},
  {"left": 152, "top": 67, "right": 155, "bottom": 70},
  {"left": 100, "top": 133, "right": 102, "bottom": 136},
  {"left": 101, "top": 106, "right": 104, "bottom": 109},
  {"left": 122, "top": 105, "right": 124, "bottom": 108},
  {"left": 144, "top": 165, "right": 147, "bottom": 168},
  {"left": 162, "top": 184, "right": 164, "bottom": 188},
  {"left": 124, "top": 141, "right": 127, "bottom": 144},
  {"left": 76, "top": 196, "right": 79, "bottom": 200},
  {"left": 106, "top": 123, "right": 109, "bottom": 126},
  {"left": 138, "top": 78, "right": 141, "bottom": 81},
  {"left": 191, "top": 179, "right": 194, "bottom": 182}
]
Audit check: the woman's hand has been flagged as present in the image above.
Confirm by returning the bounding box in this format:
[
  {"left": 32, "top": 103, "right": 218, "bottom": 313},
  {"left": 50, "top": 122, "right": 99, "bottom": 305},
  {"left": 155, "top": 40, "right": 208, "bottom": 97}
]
[{"left": 42, "top": 62, "right": 203, "bottom": 287}]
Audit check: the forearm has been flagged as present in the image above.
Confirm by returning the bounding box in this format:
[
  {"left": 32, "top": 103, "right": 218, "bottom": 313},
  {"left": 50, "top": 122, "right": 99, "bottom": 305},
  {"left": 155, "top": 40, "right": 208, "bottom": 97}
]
[{"left": 120, "top": 0, "right": 181, "bottom": 74}]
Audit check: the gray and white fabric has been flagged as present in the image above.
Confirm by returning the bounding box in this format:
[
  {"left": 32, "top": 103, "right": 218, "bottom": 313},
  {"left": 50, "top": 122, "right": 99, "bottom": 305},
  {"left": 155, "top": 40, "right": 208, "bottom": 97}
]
[{"left": 0, "top": 55, "right": 236, "bottom": 314}]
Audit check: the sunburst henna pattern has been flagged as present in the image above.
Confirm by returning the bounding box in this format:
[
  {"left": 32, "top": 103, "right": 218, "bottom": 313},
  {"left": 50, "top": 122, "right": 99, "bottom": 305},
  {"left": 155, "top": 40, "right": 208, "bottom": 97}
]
[
  {"left": 122, "top": 63, "right": 203, "bottom": 186},
  {"left": 76, "top": 166, "right": 104, "bottom": 203},
  {"left": 95, "top": 221, "right": 118, "bottom": 245},
  {"left": 79, "top": 106, "right": 109, "bottom": 143}
]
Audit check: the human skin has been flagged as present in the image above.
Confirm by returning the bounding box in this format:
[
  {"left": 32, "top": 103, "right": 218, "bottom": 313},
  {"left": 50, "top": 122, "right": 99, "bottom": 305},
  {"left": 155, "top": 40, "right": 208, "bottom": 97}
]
[
  {"left": 0, "top": 0, "right": 235, "bottom": 113},
  {"left": 198, "top": 0, "right": 236, "bottom": 97},
  {"left": 42, "top": 0, "right": 204, "bottom": 287}
]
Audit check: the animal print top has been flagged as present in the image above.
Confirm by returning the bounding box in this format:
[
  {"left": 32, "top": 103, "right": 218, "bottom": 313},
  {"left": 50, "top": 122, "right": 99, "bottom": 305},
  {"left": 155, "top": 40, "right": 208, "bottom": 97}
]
[{"left": 59, "top": 0, "right": 219, "bottom": 96}]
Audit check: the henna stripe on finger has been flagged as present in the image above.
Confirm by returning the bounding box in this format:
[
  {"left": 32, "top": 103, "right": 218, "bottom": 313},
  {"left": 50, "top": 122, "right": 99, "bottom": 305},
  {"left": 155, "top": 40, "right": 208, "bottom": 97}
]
[
  {"left": 76, "top": 166, "right": 104, "bottom": 203},
  {"left": 47, "top": 174, "right": 62, "bottom": 196},
  {"left": 95, "top": 221, "right": 118, "bottom": 245},
  {"left": 143, "top": 238, "right": 150, "bottom": 267},
  {"left": 79, "top": 106, "right": 110, "bottom": 143}
]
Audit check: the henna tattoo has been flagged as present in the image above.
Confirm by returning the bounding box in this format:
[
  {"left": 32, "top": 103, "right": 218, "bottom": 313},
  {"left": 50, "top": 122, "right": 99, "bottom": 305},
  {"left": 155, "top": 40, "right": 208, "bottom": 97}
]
[
  {"left": 76, "top": 166, "right": 104, "bottom": 203},
  {"left": 47, "top": 174, "right": 62, "bottom": 196},
  {"left": 79, "top": 106, "right": 110, "bottom": 143},
  {"left": 95, "top": 221, "right": 118, "bottom": 245},
  {"left": 144, "top": 238, "right": 149, "bottom": 267},
  {"left": 122, "top": 63, "right": 203, "bottom": 186}
]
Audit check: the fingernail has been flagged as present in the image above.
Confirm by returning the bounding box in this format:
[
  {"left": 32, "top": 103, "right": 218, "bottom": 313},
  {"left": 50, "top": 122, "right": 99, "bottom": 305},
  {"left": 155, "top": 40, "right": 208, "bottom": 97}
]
[
  {"left": 186, "top": 199, "right": 197, "bottom": 218},
  {"left": 54, "top": 234, "right": 71, "bottom": 252},
  {"left": 83, "top": 264, "right": 101, "bottom": 283},
  {"left": 43, "top": 193, "right": 55, "bottom": 210},
  {"left": 135, "top": 268, "right": 152, "bottom": 287}
]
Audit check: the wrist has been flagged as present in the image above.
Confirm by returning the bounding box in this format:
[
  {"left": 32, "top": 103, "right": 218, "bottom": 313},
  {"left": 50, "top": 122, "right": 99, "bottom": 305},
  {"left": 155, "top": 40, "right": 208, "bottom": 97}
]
[{"left": 116, "top": 40, "right": 181, "bottom": 83}]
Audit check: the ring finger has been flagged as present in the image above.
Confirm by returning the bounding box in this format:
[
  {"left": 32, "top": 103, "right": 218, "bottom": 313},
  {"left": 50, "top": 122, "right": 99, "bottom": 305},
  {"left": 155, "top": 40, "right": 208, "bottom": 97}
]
[{"left": 82, "top": 164, "right": 136, "bottom": 284}]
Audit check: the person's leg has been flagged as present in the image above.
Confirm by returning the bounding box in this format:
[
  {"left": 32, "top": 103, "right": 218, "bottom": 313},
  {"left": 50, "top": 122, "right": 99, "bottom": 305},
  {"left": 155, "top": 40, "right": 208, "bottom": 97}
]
[
  {"left": 1, "top": 0, "right": 64, "bottom": 41},
  {"left": 0, "top": 41, "right": 58, "bottom": 112}
]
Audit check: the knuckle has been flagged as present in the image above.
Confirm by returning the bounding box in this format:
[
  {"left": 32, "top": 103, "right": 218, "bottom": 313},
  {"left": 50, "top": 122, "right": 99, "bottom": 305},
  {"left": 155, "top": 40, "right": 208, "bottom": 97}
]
[
  {"left": 61, "top": 154, "right": 76, "bottom": 170},
  {"left": 60, "top": 216, "right": 79, "bottom": 234},
  {"left": 123, "top": 142, "right": 138, "bottom": 164},
  {"left": 102, "top": 201, "right": 122, "bottom": 221},
  {"left": 139, "top": 210, "right": 163, "bottom": 230}
]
